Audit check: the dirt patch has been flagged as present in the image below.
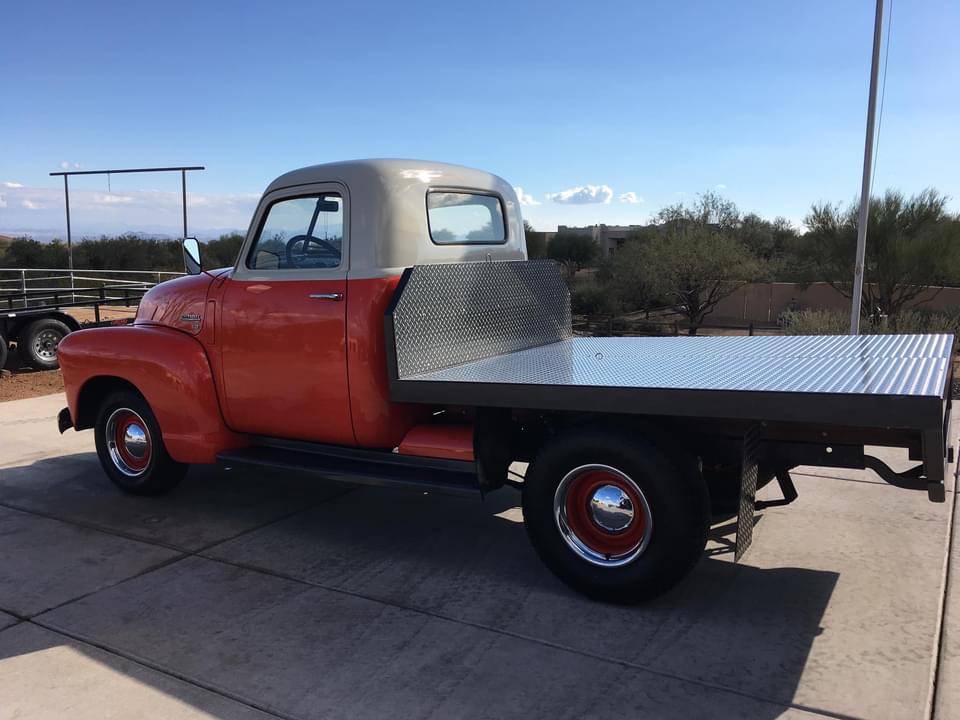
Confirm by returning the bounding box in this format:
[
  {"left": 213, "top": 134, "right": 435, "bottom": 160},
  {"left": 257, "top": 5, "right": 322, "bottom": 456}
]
[
  {"left": 70, "top": 306, "right": 138, "bottom": 324},
  {"left": 0, "top": 369, "right": 64, "bottom": 402}
]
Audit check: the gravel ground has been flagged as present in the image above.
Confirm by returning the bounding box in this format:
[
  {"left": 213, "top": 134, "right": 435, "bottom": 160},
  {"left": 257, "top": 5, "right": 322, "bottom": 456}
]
[{"left": 0, "top": 368, "right": 65, "bottom": 402}]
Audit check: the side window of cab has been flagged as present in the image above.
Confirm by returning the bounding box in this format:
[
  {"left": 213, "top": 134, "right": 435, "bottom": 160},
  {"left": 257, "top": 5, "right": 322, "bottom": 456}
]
[{"left": 247, "top": 194, "right": 343, "bottom": 270}]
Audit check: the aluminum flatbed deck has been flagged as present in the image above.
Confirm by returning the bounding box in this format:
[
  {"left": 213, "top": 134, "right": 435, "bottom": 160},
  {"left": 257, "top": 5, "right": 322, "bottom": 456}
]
[
  {"left": 392, "top": 333, "right": 952, "bottom": 428},
  {"left": 385, "top": 261, "right": 955, "bottom": 493}
]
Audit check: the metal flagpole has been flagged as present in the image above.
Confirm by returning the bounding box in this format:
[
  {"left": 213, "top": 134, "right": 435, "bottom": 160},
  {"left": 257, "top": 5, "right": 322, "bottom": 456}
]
[{"left": 850, "top": 0, "right": 885, "bottom": 334}]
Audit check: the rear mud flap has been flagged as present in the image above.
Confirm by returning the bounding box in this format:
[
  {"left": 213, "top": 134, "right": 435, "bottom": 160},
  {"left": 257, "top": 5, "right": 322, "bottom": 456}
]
[{"left": 735, "top": 423, "right": 760, "bottom": 562}]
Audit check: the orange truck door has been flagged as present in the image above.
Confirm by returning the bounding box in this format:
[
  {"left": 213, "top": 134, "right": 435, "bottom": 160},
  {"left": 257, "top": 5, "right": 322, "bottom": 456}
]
[{"left": 218, "top": 185, "right": 356, "bottom": 446}]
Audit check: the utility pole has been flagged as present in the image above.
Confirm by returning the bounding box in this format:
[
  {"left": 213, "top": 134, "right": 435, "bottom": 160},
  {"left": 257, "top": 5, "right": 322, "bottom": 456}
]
[{"left": 850, "top": 0, "right": 885, "bottom": 334}]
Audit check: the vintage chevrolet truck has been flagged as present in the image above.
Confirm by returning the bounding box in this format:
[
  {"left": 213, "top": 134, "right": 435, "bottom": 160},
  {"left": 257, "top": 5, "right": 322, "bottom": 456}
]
[{"left": 56, "top": 159, "right": 954, "bottom": 603}]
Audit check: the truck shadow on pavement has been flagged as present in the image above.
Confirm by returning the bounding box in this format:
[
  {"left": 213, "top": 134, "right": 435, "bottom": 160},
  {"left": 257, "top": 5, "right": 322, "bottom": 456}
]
[{"left": 0, "top": 453, "right": 840, "bottom": 719}]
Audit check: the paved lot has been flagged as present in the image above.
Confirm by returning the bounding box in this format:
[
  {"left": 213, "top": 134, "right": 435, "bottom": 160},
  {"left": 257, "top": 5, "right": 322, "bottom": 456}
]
[{"left": 1, "top": 393, "right": 959, "bottom": 719}]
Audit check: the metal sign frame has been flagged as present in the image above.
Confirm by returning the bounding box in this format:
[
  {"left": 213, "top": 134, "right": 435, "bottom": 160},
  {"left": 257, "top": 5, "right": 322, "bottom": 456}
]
[{"left": 48, "top": 165, "right": 205, "bottom": 273}]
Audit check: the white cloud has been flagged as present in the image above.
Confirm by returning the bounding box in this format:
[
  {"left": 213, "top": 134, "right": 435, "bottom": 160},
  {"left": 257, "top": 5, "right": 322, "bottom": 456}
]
[
  {"left": 514, "top": 186, "right": 541, "bottom": 206},
  {"left": 59, "top": 161, "right": 80, "bottom": 170},
  {"left": 618, "top": 191, "right": 642, "bottom": 204},
  {"left": 3, "top": 181, "right": 23, "bottom": 188},
  {"left": 92, "top": 193, "right": 135, "bottom": 204},
  {"left": 0, "top": 184, "right": 263, "bottom": 239},
  {"left": 546, "top": 184, "right": 613, "bottom": 205},
  {"left": 715, "top": 184, "right": 727, "bottom": 190}
]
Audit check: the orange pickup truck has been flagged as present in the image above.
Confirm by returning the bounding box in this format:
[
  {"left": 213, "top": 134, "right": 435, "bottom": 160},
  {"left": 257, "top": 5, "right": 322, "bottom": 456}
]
[{"left": 57, "top": 159, "right": 954, "bottom": 603}]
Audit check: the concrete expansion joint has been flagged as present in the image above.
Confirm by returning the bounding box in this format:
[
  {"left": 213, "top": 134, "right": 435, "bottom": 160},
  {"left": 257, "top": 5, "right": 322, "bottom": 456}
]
[{"left": 927, "top": 475, "right": 959, "bottom": 719}]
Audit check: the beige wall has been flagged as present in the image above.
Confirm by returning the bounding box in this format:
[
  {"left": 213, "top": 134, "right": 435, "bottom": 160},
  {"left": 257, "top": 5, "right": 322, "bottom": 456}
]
[{"left": 712, "top": 282, "right": 960, "bottom": 322}]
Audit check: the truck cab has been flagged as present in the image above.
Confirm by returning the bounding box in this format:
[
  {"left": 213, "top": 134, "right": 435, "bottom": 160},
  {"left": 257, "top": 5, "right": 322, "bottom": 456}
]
[{"left": 190, "top": 160, "right": 520, "bottom": 450}]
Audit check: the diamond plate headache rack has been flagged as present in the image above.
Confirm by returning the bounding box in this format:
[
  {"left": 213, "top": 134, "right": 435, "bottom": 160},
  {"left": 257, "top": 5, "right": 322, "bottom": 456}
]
[{"left": 385, "top": 259, "right": 571, "bottom": 378}]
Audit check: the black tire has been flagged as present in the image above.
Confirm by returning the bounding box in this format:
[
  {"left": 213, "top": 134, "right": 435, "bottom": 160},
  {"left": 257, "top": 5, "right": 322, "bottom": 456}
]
[
  {"left": 94, "top": 390, "right": 187, "bottom": 495},
  {"left": 21, "top": 318, "right": 71, "bottom": 370},
  {"left": 0, "top": 332, "right": 8, "bottom": 371},
  {"left": 522, "top": 427, "right": 710, "bottom": 604}
]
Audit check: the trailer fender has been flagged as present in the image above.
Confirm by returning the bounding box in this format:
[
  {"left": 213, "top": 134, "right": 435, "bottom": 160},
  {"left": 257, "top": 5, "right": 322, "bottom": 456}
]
[
  {"left": 58, "top": 325, "right": 246, "bottom": 464},
  {"left": 2, "top": 311, "right": 81, "bottom": 342}
]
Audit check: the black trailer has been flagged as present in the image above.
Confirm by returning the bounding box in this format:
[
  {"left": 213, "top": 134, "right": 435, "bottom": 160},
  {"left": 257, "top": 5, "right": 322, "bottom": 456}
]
[
  {"left": 383, "top": 261, "right": 954, "bottom": 599},
  {"left": 1, "top": 286, "right": 145, "bottom": 371}
]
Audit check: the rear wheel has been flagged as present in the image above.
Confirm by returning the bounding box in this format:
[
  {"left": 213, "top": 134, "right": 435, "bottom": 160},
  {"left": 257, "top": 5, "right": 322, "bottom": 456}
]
[
  {"left": 522, "top": 427, "right": 709, "bottom": 603},
  {"left": 21, "top": 318, "right": 70, "bottom": 370},
  {"left": 94, "top": 390, "right": 187, "bottom": 495}
]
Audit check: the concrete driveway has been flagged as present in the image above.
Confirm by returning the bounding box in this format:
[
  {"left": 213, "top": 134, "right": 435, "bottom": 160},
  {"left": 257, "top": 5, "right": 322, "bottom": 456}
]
[{"left": 1, "top": 393, "right": 959, "bottom": 720}]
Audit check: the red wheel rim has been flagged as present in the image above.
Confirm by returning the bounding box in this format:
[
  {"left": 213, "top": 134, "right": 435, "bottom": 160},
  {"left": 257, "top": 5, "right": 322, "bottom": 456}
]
[
  {"left": 554, "top": 465, "right": 653, "bottom": 566},
  {"left": 106, "top": 409, "right": 152, "bottom": 475}
]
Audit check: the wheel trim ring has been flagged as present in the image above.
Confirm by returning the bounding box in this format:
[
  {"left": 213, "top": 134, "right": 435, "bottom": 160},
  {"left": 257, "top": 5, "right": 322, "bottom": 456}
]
[
  {"left": 554, "top": 464, "right": 653, "bottom": 568},
  {"left": 105, "top": 408, "right": 152, "bottom": 476}
]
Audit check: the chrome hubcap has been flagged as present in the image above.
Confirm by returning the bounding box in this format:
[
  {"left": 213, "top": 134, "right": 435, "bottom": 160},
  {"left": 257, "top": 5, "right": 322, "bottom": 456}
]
[
  {"left": 122, "top": 424, "right": 149, "bottom": 461},
  {"left": 34, "top": 330, "right": 62, "bottom": 360},
  {"left": 554, "top": 464, "right": 653, "bottom": 568},
  {"left": 105, "top": 408, "right": 152, "bottom": 477},
  {"left": 589, "top": 484, "right": 635, "bottom": 532}
]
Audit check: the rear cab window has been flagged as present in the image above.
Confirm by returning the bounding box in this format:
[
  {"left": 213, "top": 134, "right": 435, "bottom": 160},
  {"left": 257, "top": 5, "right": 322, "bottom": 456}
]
[{"left": 427, "top": 191, "right": 507, "bottom": 245}]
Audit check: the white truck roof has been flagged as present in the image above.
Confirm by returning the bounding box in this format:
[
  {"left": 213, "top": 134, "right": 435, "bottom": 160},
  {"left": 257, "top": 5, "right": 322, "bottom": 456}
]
[{"left": 261, "top": 159, "right": 527, "bottom": 276}]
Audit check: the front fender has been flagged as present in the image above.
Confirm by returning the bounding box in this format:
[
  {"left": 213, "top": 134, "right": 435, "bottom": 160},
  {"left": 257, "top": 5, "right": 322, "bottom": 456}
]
[{"left": 58, "top": 325, "right": 246, "bottom": 464}]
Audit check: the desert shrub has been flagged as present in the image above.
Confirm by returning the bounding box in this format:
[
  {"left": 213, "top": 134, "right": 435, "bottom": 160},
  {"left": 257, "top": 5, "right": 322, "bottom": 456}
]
[
  {"left": 782, "top": 307, "right": 960, "bottom": 335},
  {"left": 780, "top": 309, "right": 849, "bottom": 335},
  {"left": 571, "top": 278, "right": 620, "bottom": 316},
  {"left": 882, "top": 308, "right": 960, "bottom": 334}
]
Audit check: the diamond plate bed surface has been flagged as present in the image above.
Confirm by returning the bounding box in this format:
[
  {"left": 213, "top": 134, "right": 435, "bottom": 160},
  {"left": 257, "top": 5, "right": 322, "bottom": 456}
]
[{"left": 403, "top": 334, "right": 953, "bottom": 397}]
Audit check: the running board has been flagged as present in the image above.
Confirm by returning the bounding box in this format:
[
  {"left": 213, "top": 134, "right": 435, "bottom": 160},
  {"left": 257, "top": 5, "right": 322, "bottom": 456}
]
[{"left": 217, "top": 440, "right": 481, "bottom": 498}]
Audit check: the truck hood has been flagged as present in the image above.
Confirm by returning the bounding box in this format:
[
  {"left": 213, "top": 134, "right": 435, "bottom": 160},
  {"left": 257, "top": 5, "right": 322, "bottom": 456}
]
[{"left": 135, "top": 268, "right": 231, "bottom": 335}]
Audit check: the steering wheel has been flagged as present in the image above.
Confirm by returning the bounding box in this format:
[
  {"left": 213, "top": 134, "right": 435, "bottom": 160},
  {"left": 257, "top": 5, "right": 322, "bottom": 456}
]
[{"left": 284, "top": 234, "right": 340, "bottom": 267}]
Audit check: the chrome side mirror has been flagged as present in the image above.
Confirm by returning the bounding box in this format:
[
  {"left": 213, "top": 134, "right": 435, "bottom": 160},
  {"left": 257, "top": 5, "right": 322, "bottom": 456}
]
[{"left": 182, "top": 237, "right": 202, "bottom": 275}]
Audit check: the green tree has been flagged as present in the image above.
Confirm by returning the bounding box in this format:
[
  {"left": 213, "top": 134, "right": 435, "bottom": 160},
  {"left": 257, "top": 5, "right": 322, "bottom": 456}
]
[
  {"left": 73, "top": 235, "right": 181, "bottom": 271},
  {"left": 202, "top": 233, "right": 245, "bottom": 268},
  {"left": 547, "top": 231, "right": 597, "bottom": 276},
  {"left": 737, "top": 214, "right": 803, "bottom": 280},
  {"left": 804, "top": 189, "right": 960, "bottom": 318},
  {"left": 641, "top": 194, "right": 762, "bottom": 334},
  {"left": 523, "top": 220, "right": 547, "bottom": 259},
  {"left": 595, "top": 240, "right": 654, "bottom": 313},
  {"left": 641, "top": 226, "right": 760, "bottom": 334},
  {"left": 0, "top": 237, "right": 68, "bottom": 268}
]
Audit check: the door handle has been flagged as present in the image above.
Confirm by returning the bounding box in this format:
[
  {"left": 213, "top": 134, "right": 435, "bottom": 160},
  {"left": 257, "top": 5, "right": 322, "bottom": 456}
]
[{"left": 308, "top": 292, "right": 343, "bottom": 301}]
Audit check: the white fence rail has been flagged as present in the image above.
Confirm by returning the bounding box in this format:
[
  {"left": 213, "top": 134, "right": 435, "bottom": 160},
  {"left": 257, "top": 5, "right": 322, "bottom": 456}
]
[{"left": 0, "top": 268, "right": 184, "bottom": 308}]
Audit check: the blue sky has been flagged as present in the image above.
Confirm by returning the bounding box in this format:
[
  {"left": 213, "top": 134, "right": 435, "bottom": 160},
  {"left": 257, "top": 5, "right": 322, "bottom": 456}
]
[{"left": 1, "top": 0, "right": 957, "bottom": 239}]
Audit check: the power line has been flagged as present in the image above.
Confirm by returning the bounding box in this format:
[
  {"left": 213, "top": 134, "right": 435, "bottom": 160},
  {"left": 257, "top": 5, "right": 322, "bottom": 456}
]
[{"left": 870, "top": 0, "right": 894, "bottom": 194}]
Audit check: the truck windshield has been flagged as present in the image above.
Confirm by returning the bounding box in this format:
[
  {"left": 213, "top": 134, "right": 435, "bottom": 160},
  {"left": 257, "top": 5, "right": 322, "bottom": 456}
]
[{"left": 427, "top": 191, "right": 506, "bottom": 245}]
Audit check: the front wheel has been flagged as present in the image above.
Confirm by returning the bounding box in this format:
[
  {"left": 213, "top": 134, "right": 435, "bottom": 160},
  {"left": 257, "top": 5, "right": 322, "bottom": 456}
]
[
  {"left": 522, "top": 427, "right": 709, "bottom": 604},
  {"left": 94, "top": 390, "right": 187, "bottom": 495}
]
